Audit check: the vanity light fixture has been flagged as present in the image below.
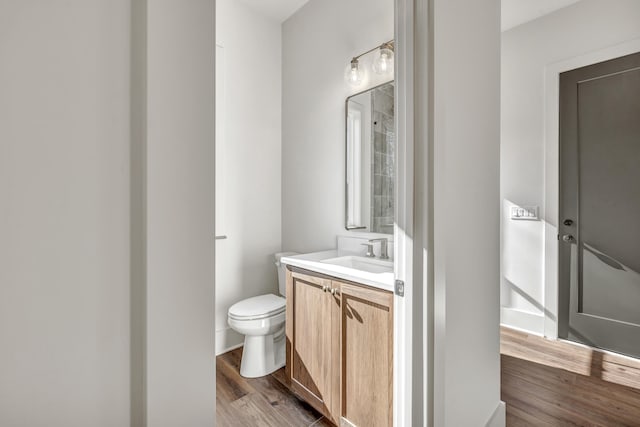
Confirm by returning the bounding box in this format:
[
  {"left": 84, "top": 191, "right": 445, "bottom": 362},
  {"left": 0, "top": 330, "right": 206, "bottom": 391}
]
[
  {"left": 347, "top": 58, "right": 364, "bottom": 86},
  {"left": 372, "top": 42, "right": 394, "bottom": 74},
  {"left": 346, "top": 40, "right": 395, "bottom": 86}
]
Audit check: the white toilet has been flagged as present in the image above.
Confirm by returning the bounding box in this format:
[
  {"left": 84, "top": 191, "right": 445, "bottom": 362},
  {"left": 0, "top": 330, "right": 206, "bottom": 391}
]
[{"left": 227, "top": 252, "right": 297, "bottom": 378}]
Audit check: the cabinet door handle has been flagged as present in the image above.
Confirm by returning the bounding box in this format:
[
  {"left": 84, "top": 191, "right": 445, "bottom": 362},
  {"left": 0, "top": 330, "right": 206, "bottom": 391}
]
[
  {"left": 322, "top": 285, "right": 330, "bottom": 293},
  {"left": 330, "top": 288, "right": 339, "bottom": 296}
]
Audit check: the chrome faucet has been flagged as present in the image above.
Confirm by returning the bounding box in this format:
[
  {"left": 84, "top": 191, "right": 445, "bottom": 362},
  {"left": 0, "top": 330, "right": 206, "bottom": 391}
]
[
  {"left": 361, "top": 242, "right": 376, "bottom": 258},
  {"left": 368, "top": 238, "right": 389, "bottom": 260}
]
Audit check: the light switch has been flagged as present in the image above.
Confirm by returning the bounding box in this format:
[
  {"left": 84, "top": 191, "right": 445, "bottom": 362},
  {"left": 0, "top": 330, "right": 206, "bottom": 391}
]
[{"left": 511, "top": 205, "right": 538, "bottom": 220}]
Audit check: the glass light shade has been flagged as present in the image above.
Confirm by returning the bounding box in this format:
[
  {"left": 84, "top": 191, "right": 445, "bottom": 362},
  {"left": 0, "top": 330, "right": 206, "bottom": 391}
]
[
  {"left": 345, "top": 59, "right": 364, "bottom": 86},
  {"left": 372, "top": 47, "right": 394, "bottom": 74}
]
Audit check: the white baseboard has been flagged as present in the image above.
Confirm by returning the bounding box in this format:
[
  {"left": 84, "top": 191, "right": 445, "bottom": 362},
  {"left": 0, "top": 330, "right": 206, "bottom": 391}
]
[
  {"left": 215, "top": 327, "right": 244, "bottom": 356},
  {"left": 500, "top": 306, "right": 544, "bottom": 336},
  {"left": 485, "top": 401, "right": 506, "bottom": 427}
]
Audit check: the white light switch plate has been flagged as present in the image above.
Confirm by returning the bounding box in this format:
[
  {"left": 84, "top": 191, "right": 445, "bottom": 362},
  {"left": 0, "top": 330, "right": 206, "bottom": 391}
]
[{"left": 511, "top": 205, "right": 538, "bottom": 220}]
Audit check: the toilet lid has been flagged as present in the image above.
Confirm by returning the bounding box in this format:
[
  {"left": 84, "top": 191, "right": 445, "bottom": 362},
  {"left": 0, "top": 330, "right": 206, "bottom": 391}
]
[{"left": 228, "top": 294, "right": 286, "bottom": 320}]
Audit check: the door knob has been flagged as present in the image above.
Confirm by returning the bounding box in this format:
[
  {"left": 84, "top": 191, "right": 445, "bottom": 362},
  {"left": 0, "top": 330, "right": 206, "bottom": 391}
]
[{"left": 562, "top": 234, "right": 575, "bottom": 243}]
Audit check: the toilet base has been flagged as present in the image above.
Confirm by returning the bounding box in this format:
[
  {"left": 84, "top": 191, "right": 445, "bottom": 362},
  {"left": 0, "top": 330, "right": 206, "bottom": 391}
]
[{"left": 239, "top": 329, "right": 286, "bottom": 378}]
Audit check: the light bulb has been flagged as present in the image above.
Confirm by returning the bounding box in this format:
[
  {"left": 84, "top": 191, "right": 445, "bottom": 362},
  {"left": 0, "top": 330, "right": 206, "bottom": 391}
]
[
  {"left": 345, "top": 58, "right": 364, "bottom": 86},
  {"left": 373, "top": 45, "right": 394, "bottom": 75}
]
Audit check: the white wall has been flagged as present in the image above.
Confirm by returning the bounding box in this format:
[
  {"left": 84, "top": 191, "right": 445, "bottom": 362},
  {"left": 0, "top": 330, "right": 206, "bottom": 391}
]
[
  {"left": 142, "top": 1, "right": 217, "bottom": 425},
  {"left": 215, "top": 0, "right": 282, "bottom": 354},
  {"left": 432, "top": 0, "right": 503, "bottom": 424},
  {"left": 282, "top": 0, "right": 394, "bottom": 253},
  {"left": 501, "top": 0, "right": 640, "bottom": 334},
  {"left": 0, "top": 1, "right": 216, "bottom": 425},
  {"left": 0, "top": 1, "right": 131, "bottom": 425}
]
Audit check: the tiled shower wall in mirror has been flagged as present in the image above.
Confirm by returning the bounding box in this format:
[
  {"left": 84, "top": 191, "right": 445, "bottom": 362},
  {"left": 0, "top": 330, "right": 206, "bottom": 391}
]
[{"left": 371, "top": 83, "right": 395, "bottom": 234}]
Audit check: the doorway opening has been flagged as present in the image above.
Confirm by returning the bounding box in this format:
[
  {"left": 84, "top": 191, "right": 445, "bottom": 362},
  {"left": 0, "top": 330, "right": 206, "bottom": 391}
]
[
  {"left": 500, "top": 1, "right": 640, "bottom": 424},
  {"left": 214, "top": 0, "right": 408, "bottom": 425}
]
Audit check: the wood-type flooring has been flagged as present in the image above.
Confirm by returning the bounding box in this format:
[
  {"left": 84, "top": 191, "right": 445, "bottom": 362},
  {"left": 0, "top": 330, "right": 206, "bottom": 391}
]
[
  {"left": 216, "top": 347, "right": 333, "bottom": 426},
  {"left": 217, "top": 328, "right": 640, "bottom": 426},
  {"left": 501, "top": 326, "right": 640, "bottom": 426}
]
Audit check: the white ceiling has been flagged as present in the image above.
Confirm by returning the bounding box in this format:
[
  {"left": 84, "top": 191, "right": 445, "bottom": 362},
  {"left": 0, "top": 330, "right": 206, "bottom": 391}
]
[
  {"left": 238, "top": 0, "right": 310, "bottom": 23},
  {"left": 240, "top": 0, "right": 581, "bottom": 32},
  {"left": 502, "top": 0, "right": 582, "bottom": 31}
]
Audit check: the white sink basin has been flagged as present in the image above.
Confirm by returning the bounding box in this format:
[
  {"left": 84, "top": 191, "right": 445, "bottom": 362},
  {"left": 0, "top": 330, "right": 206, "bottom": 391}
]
[
  {"left": 280, "top": 250, "right": 395, "bottom": 291},
  {"left": 321, "top": 256, "right": 393, "bottom": 274}
]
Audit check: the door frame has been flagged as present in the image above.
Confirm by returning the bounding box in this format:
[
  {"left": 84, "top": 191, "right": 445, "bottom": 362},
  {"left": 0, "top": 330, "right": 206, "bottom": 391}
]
[
  {"left": 394, "top": 0, "right": 430, "bottom": 425},
  {"left": 543, "top": 38, "right": 640, "bottom": 339},
  {"left": 393, "top": 0, "right": 415, "bottom": 424}
]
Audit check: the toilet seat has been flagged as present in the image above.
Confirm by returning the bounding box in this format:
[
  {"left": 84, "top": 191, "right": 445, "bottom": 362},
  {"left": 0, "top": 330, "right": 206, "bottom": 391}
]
[{"left": 228, "top": 294, "right": 285, "bottom": 321}]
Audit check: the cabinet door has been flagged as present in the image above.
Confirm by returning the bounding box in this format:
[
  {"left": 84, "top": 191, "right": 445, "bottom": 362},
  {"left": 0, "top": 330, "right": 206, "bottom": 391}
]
[
  {"left": 336, "top": 281, "right": 393, "bottom": 427},
  {"left": 286, "top": 269, "right": 335, "bottom": 419}
]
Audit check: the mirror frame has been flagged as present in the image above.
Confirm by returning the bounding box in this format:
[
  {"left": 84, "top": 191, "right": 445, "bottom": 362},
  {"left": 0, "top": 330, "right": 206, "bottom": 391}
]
[{"left": 344, "top": 80, "right": 395, "bottom": 232}]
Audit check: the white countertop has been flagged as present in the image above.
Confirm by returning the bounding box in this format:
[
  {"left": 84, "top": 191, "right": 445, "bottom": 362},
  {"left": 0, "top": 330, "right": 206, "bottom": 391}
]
[{"left": 280, "top": 250, "right": 395, "bottom": 292}]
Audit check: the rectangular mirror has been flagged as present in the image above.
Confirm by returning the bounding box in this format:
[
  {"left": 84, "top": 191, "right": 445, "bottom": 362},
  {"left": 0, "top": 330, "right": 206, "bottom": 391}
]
[{"left": 345, "top": 81, "right": 395, "bottom": 233}]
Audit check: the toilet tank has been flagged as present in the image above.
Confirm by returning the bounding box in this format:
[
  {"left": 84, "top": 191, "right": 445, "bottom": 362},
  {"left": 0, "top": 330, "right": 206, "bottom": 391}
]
[{"left": 275, "top": 252, "right": 298, "bottom": 296}]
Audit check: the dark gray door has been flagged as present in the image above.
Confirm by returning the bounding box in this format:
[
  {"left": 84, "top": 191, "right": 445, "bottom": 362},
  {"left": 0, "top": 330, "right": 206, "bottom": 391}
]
[{"left": 559, "top": 51, "right": 640, "bottom": 358}]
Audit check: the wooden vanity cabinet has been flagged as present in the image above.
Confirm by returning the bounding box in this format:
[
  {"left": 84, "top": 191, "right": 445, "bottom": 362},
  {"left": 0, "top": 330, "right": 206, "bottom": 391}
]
[
  {"left": 338, "top": 280, "right": 394, "bottom": 427},
  {"left": 286, "top": 268, "right": 393, "bottom": 427},
  {"left": 285, "top": 269, "right": 337, "bottom": 420}
]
